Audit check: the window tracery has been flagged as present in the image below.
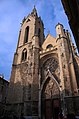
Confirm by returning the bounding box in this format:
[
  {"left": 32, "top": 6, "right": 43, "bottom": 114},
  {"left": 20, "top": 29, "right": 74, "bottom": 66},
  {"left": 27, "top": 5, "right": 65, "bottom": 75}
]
[{"left": 44, "top": 58, "right": 58, "bottom": 74}]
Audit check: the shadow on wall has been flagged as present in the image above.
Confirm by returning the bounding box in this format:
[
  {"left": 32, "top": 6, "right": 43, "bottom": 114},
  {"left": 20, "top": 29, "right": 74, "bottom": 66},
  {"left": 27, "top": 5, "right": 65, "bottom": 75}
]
[{"left": 0, "top": 80, "right": 39, "bottom": 118}]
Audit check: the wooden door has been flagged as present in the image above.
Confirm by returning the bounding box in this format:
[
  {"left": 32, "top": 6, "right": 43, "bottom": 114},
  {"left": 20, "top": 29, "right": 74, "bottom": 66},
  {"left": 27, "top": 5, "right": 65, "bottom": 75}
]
[
  {"left": 53, "top": 99, "right": 60, "bottom": 119},
  {"left": 45, "top": 99, "right": 52, "bottom": 119}
]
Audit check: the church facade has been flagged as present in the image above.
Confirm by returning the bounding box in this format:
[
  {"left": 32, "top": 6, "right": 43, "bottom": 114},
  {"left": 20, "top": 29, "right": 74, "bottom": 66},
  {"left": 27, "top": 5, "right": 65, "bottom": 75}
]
[{"left": 6, "top": 7, "right": 79, "bottom": 119}]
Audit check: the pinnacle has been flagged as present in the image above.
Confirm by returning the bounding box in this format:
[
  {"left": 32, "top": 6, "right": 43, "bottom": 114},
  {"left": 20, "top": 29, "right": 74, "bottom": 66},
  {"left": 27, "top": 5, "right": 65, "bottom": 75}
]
[{"left": 31, "top": 5, "right": 38, "bottom": 17}]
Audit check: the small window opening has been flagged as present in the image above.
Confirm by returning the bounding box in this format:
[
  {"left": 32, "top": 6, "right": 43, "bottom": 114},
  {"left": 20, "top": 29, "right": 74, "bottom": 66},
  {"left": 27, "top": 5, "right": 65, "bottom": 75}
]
[
  {"left": 59, "top": 34, "right": 61, "bottom": 38},
  {"left": 46, "top": 44, "right": 53, "bottom": 49}
]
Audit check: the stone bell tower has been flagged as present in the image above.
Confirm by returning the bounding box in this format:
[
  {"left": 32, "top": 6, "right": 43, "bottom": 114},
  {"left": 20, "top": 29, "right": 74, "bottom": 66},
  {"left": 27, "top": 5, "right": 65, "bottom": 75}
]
[{"left": 7, "top": 6, "right": 44, "bottom": 117}]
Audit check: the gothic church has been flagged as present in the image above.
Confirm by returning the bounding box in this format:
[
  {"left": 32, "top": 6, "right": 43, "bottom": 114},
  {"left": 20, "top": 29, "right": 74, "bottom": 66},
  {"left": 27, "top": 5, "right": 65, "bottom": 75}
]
[{"left": 7, "top": 7, "right": 79, "bottom": 119}]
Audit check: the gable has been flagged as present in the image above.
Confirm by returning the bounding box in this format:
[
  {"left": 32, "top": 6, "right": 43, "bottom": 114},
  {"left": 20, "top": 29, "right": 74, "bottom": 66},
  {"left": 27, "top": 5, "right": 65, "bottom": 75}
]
[{"left": 42, "top": 34, "right": 56, "bottom": 50}]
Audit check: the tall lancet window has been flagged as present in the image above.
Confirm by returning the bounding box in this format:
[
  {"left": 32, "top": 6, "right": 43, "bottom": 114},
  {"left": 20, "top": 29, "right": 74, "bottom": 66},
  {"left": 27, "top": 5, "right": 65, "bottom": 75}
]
[
  {"left": 24, "top": 26, "right": 29, "bottom": 43},
  {"left": 21, "top": 48, "right": 27, "bottom": 61},
  {"left": 38, "top": 28, "right": 41, "bottom": 47}
]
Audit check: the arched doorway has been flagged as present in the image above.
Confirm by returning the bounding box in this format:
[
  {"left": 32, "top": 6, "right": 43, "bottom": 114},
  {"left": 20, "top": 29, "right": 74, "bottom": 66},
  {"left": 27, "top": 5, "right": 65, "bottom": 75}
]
[{"left": 41, "top": 76, "right": 60, "bottom": 119}]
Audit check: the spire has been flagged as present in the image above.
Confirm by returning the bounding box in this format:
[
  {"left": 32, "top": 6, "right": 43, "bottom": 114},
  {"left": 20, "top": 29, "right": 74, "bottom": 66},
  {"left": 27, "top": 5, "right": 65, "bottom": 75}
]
[{"left": 31, "top": 6, "right": 38, "bottom": 17}]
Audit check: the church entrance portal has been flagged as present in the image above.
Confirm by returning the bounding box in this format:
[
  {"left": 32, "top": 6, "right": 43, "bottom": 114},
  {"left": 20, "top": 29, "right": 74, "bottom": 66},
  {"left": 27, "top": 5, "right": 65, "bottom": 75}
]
[{"left": 41, "top": 77, "right": 60, "bottom": 119}]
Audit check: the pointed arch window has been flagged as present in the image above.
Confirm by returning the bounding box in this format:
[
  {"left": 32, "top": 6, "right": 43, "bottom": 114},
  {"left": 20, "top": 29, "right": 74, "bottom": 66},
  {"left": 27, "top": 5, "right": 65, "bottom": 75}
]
[
  {"left": 38, "top": 28, "right": 41, "bottom": 46},
  {"left": 21, "top": 49, "right": 27, "bottom": 61},
  {"left": 24, "top": 26, "right": 29, "bottom": 43}
]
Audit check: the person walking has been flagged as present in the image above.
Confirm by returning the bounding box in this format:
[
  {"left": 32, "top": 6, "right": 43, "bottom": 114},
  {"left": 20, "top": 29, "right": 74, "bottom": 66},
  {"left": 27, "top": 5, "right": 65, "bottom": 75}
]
[{"left": 58, "top": 109, "right": 63, "bottom": 119}]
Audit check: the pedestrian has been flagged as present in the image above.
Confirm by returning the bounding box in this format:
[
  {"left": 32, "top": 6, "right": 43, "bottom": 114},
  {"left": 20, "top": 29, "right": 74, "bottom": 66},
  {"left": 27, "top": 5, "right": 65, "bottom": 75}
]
[{"left": 58, "top": 109, "right": 63, "bottom": 119}]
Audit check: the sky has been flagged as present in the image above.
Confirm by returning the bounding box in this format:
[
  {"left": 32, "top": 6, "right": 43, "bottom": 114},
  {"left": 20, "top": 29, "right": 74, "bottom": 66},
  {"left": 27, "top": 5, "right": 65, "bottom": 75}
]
[{"left": 0, "top": 0, "right": 76, "bottom": 80}]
